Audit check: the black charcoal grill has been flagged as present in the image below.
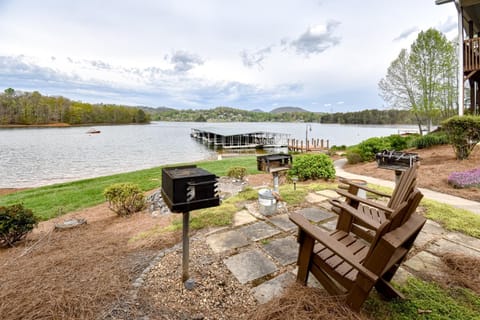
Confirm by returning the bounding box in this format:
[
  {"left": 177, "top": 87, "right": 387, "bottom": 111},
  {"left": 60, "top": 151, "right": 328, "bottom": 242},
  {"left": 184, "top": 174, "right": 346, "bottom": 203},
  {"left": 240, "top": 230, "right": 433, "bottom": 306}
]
[
  {"left": 257, "top": 154, "right": 292, "bottom": 173},
  {"left": 161, "top": 165, "right": 219, "bottom": 213},
  {"left": 375, "top": 150, "right": 420, "bottom": 171},
  {"left": 161, "top": 165, "right": 220, "bottom": 287},
  {"left": 375, "top": 150, "right": 420, "bottom": 184},
  {"left": 256, "top": 153, "right": 292, "bottom": 193}
]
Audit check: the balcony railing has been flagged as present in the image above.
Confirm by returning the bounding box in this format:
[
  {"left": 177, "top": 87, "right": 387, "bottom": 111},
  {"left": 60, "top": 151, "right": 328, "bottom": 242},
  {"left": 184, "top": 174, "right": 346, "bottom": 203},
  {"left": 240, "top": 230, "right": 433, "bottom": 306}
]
[{"left": 464, "top": 38, "right": 480, "bottom": 73}]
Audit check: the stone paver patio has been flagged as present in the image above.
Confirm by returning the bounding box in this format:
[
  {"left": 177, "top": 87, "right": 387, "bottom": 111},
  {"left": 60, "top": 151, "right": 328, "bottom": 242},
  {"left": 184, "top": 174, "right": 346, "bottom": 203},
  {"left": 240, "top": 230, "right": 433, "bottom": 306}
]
[{"left": 204, "top": 188, "right": 480, "bottom": 304}]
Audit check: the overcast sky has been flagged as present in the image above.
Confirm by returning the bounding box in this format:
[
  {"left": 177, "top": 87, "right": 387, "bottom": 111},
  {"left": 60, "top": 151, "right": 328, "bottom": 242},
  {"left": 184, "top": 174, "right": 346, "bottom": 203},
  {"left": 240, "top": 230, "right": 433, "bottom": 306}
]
[{"left": 0, "top": 0, "right": 458, "bottom": 112}]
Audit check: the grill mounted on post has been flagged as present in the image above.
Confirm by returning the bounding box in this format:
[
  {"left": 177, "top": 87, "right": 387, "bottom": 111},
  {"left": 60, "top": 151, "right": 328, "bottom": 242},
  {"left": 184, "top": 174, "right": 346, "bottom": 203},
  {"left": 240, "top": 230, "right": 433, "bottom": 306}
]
[
  {"left": 256, "top": 154, "right": 293, "bottom": 213},
  {"left": 161, "top": 165, "right": 220, "bottom": 289},
  {"left": 257, "top": 154, "right": 292, "bottom": 173},
  {"left": 375, "top": 150, "right": 420, "bottom": 184},
  {"left": 161, "top": 165, "right": 219, "bottom": 213},
  {"left": 375, "top": 150, "right": 420, "bottom": 171}
]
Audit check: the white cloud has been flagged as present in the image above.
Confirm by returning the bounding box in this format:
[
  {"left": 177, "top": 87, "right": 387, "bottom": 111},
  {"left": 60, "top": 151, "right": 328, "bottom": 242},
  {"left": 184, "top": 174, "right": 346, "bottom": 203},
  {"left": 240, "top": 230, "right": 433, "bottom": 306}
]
[
  {"left": 0, "top": 0, "right": 458, "bottom": 111},
  {"left": 437, "top": 16, "right": 457, "bottom": 34},
  {"left": 289, "top": 21, "right": 341, "bottom": 56},
  {"left": 240, "top": 46, "right": 273, "bottom": 70},
  {"left": 394, "top": 27, "right": 419, "bottom": 41},
  {"left": 167, "top": 51, "right": 204, "bottom": 72}
]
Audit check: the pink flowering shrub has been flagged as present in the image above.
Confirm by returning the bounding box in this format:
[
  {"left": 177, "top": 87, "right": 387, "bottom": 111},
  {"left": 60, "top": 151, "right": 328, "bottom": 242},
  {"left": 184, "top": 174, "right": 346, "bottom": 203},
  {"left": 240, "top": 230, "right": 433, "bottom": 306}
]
[{"left": 447, "top": 168, "right": 480, "bottom": 188}]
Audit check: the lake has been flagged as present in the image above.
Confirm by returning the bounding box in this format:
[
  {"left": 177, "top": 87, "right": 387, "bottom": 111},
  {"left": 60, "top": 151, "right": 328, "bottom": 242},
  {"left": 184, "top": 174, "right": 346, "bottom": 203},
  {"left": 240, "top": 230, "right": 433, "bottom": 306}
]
[{"left": 0, "top": 121, "right": 417, "bottom": 188}]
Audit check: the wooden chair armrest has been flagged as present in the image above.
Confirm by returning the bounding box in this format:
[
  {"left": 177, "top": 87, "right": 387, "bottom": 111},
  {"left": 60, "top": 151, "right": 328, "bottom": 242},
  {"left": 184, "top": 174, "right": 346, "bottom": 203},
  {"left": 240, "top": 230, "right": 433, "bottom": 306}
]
[
  {"left": 381, "top": 213, "right": 426, "bottom": 249},
  {"left": 289, "top": 212, "right": 379, "bottom": 282},
  {"left": 338, "top": 177, "right": 392, "bottom": 198},
  {"left": 328, "top": 200, "right": 382, "bottom": 229},
  {"left": 334, "top": 190, "right": 395, "bottom": 213}
]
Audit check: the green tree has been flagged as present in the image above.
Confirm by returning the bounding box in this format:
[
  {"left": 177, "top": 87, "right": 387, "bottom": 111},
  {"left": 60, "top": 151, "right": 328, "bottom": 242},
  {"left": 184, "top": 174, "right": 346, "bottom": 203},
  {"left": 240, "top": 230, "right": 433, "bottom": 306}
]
[{"left": 379, "top": 28, "right": 457, "bottom": 134}]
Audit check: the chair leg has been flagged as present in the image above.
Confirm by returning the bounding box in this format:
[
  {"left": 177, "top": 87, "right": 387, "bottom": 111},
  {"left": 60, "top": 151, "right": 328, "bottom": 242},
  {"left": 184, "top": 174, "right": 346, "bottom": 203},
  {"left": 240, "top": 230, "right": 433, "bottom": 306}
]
[
  {"left": 336, "top": 208, "right": 353, "bottom": 232},
  {"left": 374, "top": 263, "right": 405, "bottom": 300},
  {"left": 296, "top": 231, "right": 314, "bottom": 285},
  {"left": 346, "top": 274, "right": 375, "bottom": 311},
  {"left": 375, "top": 279, "right": 405, "bottom": 300}
]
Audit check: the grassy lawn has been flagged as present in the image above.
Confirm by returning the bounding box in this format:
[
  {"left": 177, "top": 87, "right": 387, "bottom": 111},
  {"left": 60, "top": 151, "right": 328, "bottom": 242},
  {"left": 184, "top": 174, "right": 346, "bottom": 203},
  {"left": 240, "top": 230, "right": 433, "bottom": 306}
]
[
  {"left": 365, "top": 278, "right": 480, "bottom": 320},
  {"left": 0, "top": 156, "right": 259, "bottom": 220}
]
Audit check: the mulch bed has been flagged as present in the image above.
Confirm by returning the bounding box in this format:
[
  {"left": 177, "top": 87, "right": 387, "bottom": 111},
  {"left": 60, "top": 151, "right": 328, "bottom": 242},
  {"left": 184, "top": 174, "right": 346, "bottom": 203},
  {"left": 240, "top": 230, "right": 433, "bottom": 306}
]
[{"left": 247, "top": 283, "right": 368, "bottom": 320}]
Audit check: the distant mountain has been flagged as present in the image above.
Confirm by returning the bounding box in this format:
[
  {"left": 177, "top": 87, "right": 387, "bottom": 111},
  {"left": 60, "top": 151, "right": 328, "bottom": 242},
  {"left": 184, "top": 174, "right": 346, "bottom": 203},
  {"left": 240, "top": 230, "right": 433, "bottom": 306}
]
[
  {"left": 270, "top": 106, "right": 309, "bottom": 114},
  {"left": 251, "top": 108, "right": 264, "bottom": 112},
  {"left": 139, "top": 106, "right": 175, "bottom": 113},
  {"left": 154, "top": 106, "right": 176, "bottom": 112}
]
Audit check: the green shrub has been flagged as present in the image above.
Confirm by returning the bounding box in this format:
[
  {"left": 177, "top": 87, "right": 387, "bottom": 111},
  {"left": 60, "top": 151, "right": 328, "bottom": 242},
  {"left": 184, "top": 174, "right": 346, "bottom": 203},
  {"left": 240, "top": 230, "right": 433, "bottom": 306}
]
[
  {"left": 329, "top": 145, "right": 347, "bottom": 151},
  {"left": 357, "top": 137, "right": 391, "bottom": 161},
  {"left": 410, "top": 132, "right": 448, "bottom": 149},
  {"left": 226, "top": 166, "right": 247, "bottom": 180},
  {"left": 0, "top": 203, "right": 38, "bottom": 247},
  {"left": 288, "top": 154, "right": 335, "bottom": 181},
  {"left": 328, "top": 145, "right": 347, "bottom": 156},
  {"left": 442, "top": 115, "right": 480, "bottom": 160},
  {"left": 346, "top": 150, "right": 363, "bottom": 164},
  {"left": 103, "top": 183, "right": 146, "bottom": 216},
  {"left": 387, "top": 134, "right": 411, "bottom": 151}
]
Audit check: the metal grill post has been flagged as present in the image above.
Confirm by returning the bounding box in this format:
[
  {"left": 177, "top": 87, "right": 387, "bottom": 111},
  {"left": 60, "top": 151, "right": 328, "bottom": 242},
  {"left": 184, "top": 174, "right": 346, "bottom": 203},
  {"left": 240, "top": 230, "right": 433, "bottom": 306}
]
[
  {"left": 273, "top": 172, "right": 280, "bottom": 192},
  {"left": 160, "top": 165, "right": 220, "bottom": 290},
  {"left": 182, "top": 211, "right": 190, "bottom": 283}
]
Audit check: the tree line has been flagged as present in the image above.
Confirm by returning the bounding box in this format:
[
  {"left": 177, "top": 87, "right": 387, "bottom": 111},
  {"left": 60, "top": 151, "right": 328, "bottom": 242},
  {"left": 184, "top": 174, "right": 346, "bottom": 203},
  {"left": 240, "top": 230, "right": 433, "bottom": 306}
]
[
  {"left": 0, "top": 88, "right": 150, "bottom": 125},
  {"left": 152, "top": 106, "right": 419, "bottom": 124}
]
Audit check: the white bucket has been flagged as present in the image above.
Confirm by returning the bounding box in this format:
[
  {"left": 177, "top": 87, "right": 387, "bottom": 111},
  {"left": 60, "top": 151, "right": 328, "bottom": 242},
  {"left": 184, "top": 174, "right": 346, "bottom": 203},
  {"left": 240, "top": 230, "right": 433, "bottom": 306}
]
[{"left": 258, "top": 188, "right": 277, "bottom": 216}]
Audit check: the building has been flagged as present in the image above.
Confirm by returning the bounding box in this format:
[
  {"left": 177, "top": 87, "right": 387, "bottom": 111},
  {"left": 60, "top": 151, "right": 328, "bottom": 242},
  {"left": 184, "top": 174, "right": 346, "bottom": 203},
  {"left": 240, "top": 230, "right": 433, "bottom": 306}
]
[{"left": 437, "top": 0, "right": 480, "bottom": 115}]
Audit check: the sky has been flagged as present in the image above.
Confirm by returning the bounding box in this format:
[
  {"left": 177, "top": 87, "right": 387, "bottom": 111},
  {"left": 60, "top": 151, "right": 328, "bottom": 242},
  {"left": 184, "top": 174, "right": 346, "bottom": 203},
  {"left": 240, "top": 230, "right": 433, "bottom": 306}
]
[{"left": 0, "top": 0, "right": 459, "bottom": 112}]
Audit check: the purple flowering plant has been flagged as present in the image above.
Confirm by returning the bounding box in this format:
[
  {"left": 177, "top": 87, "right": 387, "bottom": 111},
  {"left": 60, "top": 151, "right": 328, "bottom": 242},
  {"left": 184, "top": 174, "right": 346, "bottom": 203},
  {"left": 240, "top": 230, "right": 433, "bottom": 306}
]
[{"left": 448, "top": 167, "right": 480, "bottom": 188}]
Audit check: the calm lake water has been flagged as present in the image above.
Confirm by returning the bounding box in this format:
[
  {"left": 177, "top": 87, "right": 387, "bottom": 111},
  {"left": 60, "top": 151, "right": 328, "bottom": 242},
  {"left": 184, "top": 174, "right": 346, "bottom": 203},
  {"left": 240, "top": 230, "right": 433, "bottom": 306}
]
[{"left": 0, "top": 122, "right": 417, "bottom": 188}]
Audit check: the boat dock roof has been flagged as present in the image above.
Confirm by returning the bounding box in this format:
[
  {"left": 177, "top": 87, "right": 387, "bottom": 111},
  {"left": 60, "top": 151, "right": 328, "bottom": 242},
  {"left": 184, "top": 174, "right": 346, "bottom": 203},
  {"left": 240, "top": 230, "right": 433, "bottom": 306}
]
[{"left": 190, "top": 127, "right": 290, "bottom": 149}]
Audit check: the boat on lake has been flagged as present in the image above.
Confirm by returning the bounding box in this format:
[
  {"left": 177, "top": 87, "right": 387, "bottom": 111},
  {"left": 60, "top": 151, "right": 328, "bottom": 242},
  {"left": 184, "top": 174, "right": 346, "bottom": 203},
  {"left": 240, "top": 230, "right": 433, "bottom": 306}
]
[{"left": 86, "top": 128, "right": 101, "bottom": 134}]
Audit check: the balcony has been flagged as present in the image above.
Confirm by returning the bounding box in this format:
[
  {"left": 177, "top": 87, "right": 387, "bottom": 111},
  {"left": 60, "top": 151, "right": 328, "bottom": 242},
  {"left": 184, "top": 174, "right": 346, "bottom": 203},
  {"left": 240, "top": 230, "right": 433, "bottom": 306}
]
[{"left": 464, "top": 38, "right": 480, "bottom": 75}]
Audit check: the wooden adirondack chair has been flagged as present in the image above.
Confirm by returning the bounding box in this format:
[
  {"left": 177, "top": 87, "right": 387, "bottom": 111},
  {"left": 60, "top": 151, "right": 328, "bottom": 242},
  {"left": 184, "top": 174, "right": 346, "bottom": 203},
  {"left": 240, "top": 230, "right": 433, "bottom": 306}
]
[
  {"left": 290, "top": 189, "right": 425, "bottom": 311},
  {"left": 336, "top": 163, "right": 417, "bottom": 210},
  {"left": 330, "top": 164, "right": 418, "bottom": 242}
]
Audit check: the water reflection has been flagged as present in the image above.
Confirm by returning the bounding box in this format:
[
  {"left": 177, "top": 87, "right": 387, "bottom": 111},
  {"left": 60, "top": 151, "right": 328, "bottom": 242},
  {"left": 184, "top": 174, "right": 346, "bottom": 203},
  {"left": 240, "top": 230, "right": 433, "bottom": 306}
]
[{"left": 0, "top": 122, "right": 416, "bottom": 188}]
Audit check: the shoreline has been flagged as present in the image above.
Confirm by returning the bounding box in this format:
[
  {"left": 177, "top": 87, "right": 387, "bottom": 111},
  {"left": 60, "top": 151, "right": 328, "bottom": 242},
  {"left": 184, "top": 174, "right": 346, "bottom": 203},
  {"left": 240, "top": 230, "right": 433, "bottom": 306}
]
[
  {"left": 0, "top": 188, "right": 29, "bottom": 196},
  {"left": 0, "top": 122, "right": 152, "bottom": 128},
  {"left": 0, "top": 123, "right": 71, "bottom": 128}
]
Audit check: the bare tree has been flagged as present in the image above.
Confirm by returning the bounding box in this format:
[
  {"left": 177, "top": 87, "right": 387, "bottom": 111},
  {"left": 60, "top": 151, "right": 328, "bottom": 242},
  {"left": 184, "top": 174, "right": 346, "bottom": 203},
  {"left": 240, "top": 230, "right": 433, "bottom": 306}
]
[{"left": 379, "top": 28, "right": 457, "bottom": 134}]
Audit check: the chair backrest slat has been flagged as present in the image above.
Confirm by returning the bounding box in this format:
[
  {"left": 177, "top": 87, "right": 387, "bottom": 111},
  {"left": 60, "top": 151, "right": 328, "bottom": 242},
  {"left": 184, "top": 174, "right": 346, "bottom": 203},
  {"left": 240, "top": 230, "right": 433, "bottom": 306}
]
[{"left": 388, "top": 163, "right": 418, "bottom": 209}]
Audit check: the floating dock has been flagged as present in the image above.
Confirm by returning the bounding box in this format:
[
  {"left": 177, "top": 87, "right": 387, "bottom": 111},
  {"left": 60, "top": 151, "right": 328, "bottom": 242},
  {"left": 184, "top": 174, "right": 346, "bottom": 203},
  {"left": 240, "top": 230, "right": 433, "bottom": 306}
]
[{"left": 190, "top": 128, "right": 289, "bottom": 149}]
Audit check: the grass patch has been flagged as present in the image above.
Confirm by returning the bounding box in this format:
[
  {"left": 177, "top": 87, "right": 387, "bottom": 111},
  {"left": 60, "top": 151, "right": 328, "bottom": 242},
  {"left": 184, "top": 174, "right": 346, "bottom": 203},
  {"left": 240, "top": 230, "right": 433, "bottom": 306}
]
[
  {"left": 278, "top": 182, "right": 337, "bottom": 206},
  {"left": 136, "top": 186, "right": 259, "bottom": 239},
  {"left": 364, "top": 278, "right": 480, "bottom": 319},
  {"left": 422, "top": 199, "right": 480, "bottom": 238},
  {"left": 351, "top": 184, "right": 480, "bottom": 239},
  {"left": 0, "top": 156, "right": 259, "bottom": 220}
]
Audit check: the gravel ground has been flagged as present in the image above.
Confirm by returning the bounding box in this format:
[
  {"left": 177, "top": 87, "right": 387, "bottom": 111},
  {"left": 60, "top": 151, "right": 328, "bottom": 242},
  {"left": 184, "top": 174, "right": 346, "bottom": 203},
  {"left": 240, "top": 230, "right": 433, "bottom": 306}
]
[{"left": 137, "top": 234, "right": 258, "bottom": 320}]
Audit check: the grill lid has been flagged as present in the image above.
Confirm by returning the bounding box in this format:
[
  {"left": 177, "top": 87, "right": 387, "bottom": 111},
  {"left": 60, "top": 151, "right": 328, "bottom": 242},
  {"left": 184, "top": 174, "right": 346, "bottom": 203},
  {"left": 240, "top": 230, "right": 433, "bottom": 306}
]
[{"left": 164, "top": 166, "right": 213, "bottom": 179}]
